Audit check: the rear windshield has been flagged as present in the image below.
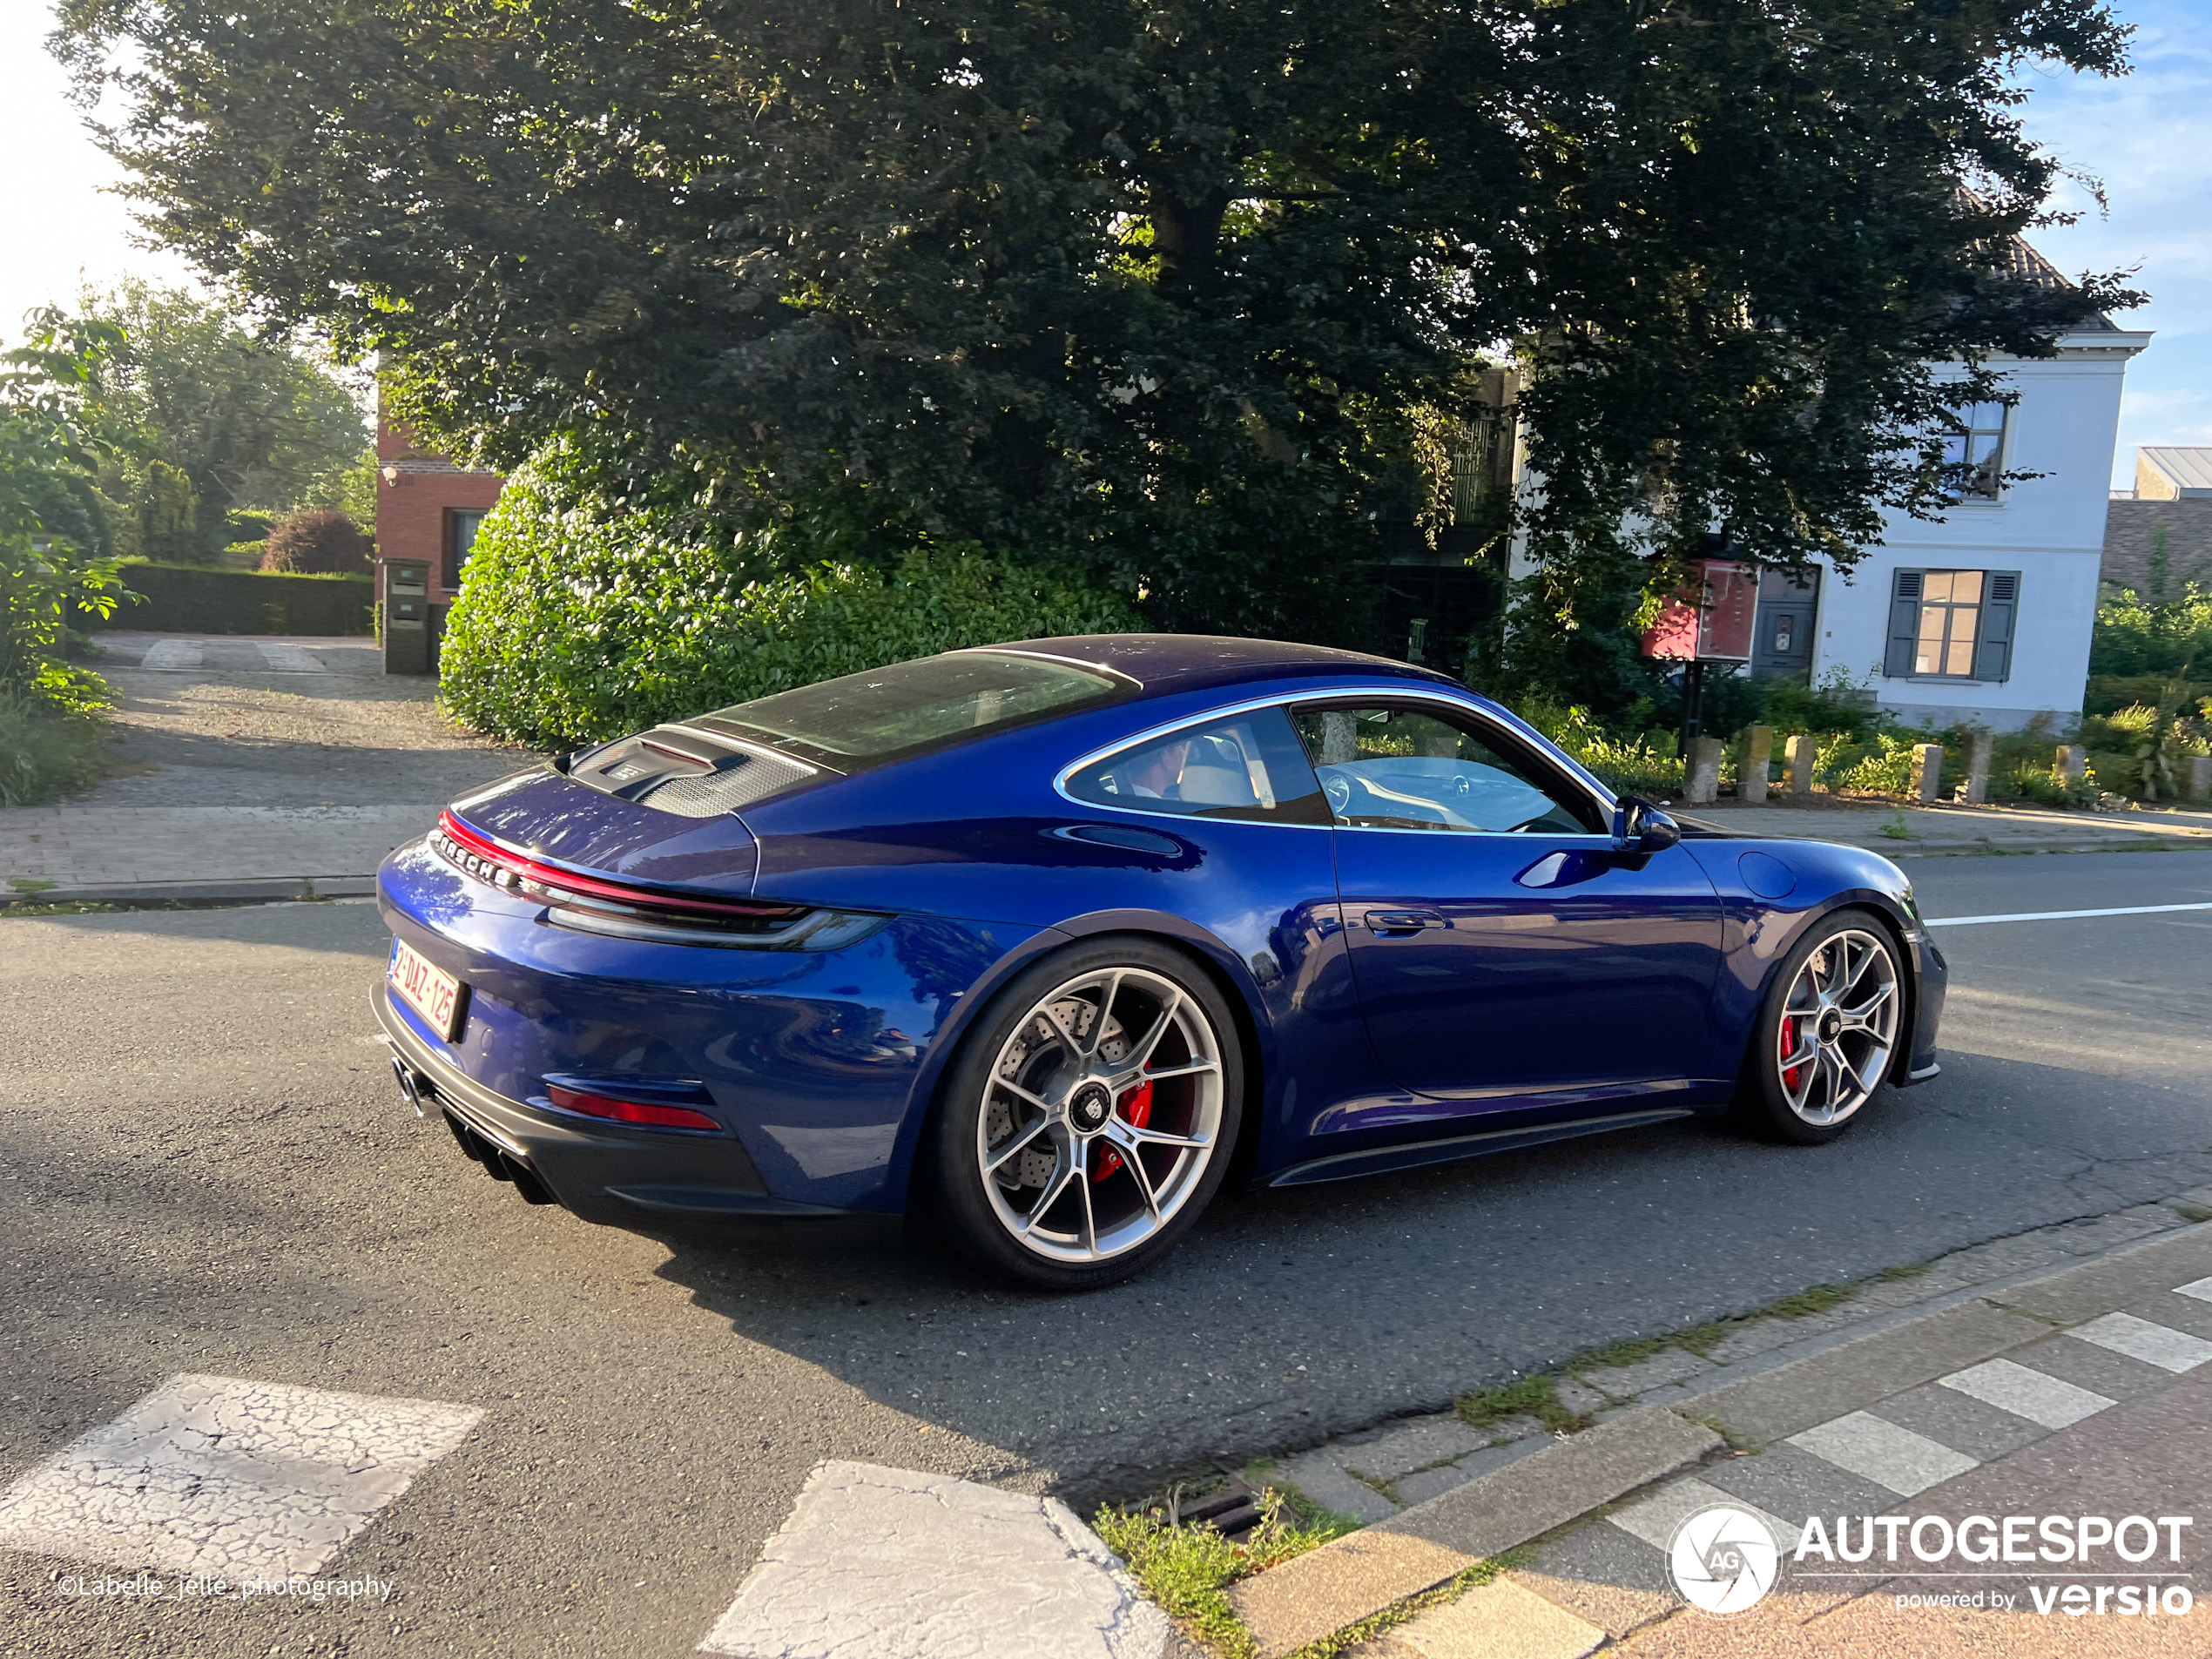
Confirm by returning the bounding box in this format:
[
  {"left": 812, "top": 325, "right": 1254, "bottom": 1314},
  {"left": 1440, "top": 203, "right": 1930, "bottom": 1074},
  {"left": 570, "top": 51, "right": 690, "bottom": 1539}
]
[{"left": 696, "top": 651, "right": 1129, "bottom": 769}]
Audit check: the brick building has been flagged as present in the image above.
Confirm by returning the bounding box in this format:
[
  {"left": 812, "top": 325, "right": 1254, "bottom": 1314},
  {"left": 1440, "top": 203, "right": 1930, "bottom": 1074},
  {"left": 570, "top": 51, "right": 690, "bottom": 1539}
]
[{"left": 374, "top": 393, "right": 504, "bottom": 660}]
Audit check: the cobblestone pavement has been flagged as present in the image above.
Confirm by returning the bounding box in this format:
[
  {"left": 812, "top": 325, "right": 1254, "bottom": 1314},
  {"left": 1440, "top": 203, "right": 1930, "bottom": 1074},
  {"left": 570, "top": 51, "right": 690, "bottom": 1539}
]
[
  {"left": 73, "top": 632, "right": 542, "bottom": 809},
  {"left": 3, "top": 636, "right": 543, "bottom": 896}
]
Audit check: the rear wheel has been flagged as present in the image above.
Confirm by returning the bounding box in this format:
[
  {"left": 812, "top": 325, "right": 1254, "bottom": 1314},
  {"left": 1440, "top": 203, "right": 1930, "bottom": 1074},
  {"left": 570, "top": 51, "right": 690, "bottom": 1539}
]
[
  {"left": 931, "top": 939, "right": 1243, "bottom": 1290},
  {"left": 1736, "top": 911, "right": 1903, "bottom": 1144}
]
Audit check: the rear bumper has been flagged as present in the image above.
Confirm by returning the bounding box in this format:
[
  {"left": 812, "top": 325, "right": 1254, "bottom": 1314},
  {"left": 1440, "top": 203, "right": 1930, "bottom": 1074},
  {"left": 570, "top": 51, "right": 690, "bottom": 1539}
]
[{"left": 374, "top": 986, "right": 858, "bottom": 1224}]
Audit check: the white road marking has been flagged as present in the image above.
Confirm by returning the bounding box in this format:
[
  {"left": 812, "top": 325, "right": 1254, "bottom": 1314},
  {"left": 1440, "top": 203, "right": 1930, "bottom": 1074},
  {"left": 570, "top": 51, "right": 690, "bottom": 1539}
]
[
  {"left": 698, "top": 1460, "right": 1168, "bottom": 1659},
  {"left": 1787, "top": 1412, "right": 1979, "bottom": 1498},
  {"left": 138, "top": 639, "right": 203, "bottom": 671},
  {"left": 2071, "top": 1312, "right": 2212, "bottom": 1373},
  {"left": 1606, "top": 1476, "right": 1787, "bottom": 1553},
  {"left": 1925, "top": 902, "right": 2212, "bottom": 927},
  {"left": 1938, "top": 1358, "right": 2114, "bottom": 1428},
  {"left": 257, "top": 642, "right": 327, "bottom": 672},
  {"left": 0, "top": 1373, "right": 481, "bottom": 1578},
  {"left": 2174, "top": 1276, "right": 2212, "bottom": 1305}
]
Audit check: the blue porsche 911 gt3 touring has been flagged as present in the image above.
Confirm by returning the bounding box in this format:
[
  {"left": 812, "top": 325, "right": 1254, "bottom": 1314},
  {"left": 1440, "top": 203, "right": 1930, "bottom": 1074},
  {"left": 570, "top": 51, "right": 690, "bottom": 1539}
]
[{"left": 376, "top": 635, "right": 1946, "bottom": 1289}]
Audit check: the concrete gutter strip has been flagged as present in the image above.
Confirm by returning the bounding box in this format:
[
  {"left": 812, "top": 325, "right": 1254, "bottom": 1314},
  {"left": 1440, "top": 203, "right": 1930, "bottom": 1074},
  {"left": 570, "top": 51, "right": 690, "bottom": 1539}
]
[
  {"left": 1981, "top": 1222, "right": 2212, "bottom": 1326},
  {"left": 4, "top": 876, "right": 381, "bottom": 905},
  {"left": 1375, "top": 1408, "right": 1721, "bottom": 1560},
  {"left": 1227, "top": 1411, "right": 1717, "bottom": 1658},
  {"left": 1676, "top": 1299, "right": 2047, "bottom": 1447}
]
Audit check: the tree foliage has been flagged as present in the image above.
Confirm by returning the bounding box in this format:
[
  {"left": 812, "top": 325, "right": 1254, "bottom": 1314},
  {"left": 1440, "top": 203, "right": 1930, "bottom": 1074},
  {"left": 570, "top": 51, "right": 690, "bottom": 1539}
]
[
  {"left": 1, "top": 311, "right": 131, "bottom": 711},
  {"left": 57, "top": 282, "right": 370, "bottom": 563},
  {"left": 55, "top": 0, "right": 2140, "bottom": 639}
]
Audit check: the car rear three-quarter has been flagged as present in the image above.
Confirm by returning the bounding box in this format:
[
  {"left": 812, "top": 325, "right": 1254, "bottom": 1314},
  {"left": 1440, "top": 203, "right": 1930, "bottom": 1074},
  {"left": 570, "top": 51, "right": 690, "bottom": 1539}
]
[{"left": 374, "top": 635, "right": 1949, "bottom": 1288}]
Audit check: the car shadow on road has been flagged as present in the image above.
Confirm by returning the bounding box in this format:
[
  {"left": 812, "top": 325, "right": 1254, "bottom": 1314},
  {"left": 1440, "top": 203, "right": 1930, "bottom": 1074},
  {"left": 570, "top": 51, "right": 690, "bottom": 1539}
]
[{"left": 639, "top": 1049, "right": 2212, "bottom": 1503}]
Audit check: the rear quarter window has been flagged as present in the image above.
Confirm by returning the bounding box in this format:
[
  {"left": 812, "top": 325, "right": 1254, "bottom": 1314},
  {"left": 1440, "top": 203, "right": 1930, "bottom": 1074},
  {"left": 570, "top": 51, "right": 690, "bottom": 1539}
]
[{"left": 1065, "top": 707, "right": 1330, "bottom": 825}]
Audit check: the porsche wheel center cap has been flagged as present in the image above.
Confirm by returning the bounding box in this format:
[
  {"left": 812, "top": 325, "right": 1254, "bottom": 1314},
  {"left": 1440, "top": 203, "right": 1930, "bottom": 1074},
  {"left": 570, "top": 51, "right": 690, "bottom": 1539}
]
[
  {"left": 1068, "top": 1082, "right": 1113, "bottom": 1134},
  {"left": 1817, "top": 1008, "right": 1844, "bottom": 1043}
]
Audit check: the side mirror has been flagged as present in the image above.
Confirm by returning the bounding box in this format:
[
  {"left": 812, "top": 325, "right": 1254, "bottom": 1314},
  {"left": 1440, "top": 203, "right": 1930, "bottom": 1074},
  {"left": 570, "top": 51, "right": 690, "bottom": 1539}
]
[{"left": 1613, "top": 796, "right": 1681, "bottom": 857}]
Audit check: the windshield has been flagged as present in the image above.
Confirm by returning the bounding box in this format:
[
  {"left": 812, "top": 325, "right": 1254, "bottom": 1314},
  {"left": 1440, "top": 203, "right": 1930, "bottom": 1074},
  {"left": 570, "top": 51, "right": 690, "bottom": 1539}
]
[{"left": 696, "top": 651, "right": 1129, "bottom": 768}]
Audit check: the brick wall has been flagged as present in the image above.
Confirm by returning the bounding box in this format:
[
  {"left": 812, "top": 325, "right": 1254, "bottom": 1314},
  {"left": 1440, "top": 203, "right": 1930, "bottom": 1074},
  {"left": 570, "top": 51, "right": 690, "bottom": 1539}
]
[{"left": 374, "top": 401, "right": 504, "bottom": 604}]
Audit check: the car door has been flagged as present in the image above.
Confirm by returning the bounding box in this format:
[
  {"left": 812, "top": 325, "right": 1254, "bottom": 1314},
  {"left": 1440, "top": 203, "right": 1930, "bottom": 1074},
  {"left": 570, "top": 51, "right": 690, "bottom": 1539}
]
[{"left": 1291, "top": 698, "right": 1726, "bottom": 1107}]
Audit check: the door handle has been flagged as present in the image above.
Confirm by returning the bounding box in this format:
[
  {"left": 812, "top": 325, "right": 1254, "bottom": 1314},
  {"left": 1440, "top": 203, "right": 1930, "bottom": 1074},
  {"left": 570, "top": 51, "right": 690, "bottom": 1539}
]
[{"left": 1364, "top": 908, "right": 1447, "bottom": 935}]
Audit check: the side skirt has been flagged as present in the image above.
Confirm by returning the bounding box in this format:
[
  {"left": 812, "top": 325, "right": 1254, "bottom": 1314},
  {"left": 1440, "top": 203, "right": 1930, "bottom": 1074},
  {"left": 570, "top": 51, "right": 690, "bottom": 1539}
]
[{"left": 1265, "top": 1107, "right": 1700, "bottom": 1189}]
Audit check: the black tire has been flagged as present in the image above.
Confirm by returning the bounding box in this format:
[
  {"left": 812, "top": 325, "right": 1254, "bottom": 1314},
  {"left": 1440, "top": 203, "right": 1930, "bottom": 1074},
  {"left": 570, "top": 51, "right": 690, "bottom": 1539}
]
[
  {"left": 1733, "top": 908, "right": 1905, "bottom": 1145},
  {"left": 928, "top": 936, "right": 1244, "bottom": 1291}
]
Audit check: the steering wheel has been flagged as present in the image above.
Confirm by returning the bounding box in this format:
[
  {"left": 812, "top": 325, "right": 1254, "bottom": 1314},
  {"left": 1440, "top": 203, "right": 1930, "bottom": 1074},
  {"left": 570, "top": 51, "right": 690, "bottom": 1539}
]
[{"left": 1323, "top": 774, "right": 1353, "bottom": 813}]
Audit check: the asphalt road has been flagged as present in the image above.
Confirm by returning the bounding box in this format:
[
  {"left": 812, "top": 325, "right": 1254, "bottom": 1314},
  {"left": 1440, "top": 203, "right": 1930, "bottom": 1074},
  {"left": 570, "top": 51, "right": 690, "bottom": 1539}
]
[{"left": 2, "top": 849, "right": 2209, "bottom": 1656}]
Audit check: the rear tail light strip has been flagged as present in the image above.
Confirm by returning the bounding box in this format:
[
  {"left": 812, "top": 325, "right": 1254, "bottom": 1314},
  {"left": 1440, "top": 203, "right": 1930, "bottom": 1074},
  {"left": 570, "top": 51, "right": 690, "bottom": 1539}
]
[{"left": 428, "top": 812, "right": 889, "bottom": 952}]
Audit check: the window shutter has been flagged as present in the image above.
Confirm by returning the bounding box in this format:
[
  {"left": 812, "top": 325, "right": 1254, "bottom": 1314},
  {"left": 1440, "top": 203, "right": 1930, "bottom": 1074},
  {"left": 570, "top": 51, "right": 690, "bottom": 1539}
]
[
  {"left": 1885, "top": 570, "right": 1923, "bottom": 678},
  {"left": 1974, "top": 570, "right": 2019, "bottom": 682}
]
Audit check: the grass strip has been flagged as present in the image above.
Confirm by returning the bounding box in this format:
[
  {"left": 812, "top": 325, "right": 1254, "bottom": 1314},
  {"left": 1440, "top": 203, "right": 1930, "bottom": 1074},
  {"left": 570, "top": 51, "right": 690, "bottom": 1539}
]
[{"left": 1095, "top": 1488, "right": 1357, "bottom": 1659}]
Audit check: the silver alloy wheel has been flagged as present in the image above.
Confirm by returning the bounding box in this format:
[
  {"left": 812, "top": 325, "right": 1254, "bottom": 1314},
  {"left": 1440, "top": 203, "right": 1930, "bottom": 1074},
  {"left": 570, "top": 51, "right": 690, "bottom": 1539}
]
[
  {"left": 976, "top": 966, "right": 1224, "bottom": 1264},
  {"left": 1776, "top": 927, "right": 1900, "bottom": 1127}
]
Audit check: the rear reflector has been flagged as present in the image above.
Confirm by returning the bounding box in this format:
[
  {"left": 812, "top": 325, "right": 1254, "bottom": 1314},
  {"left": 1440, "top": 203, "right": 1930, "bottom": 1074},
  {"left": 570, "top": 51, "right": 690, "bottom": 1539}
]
[{"left": 544, "top": 1083, "right": 723, "bottom": 1132}]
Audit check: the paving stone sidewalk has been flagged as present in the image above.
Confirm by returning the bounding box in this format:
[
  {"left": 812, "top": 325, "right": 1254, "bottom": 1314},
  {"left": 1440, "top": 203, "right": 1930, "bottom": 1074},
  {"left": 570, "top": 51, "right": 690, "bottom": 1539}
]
[
  {"left": 1237, "top": 1192, "right": 2212, "bottom": 1659},
  {"left": 1676, "top": 797, "right": 2212, "bottom": 855}
]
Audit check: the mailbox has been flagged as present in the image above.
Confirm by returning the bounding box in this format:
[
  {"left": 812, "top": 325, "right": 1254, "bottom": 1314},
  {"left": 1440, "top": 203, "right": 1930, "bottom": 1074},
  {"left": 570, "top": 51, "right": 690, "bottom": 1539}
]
[{"left": 382, "top": 559, "right": 433, "bottom": 675}]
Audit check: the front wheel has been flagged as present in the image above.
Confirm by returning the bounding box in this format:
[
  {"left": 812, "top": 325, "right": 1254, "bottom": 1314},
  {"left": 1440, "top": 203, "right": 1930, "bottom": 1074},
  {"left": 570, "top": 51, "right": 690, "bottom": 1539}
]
[
  {"left": 930, "top": 939, "right": 1243, "bottom": 1290},
  {"left": 1735, "top": 911, "right": 1904, "bottom": 1144}
]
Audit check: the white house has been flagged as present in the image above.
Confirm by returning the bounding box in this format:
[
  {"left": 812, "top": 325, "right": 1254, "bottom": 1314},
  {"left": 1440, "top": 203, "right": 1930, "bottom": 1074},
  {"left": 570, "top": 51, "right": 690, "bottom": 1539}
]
[
  {"left": 1509, "top": 240, "right": 2152, "bottom": 732},
  {"left": 1787, "top": 239, "right": 2149, "bottom": 725},
  {"left": 1802, "top": 266, "right": 2152, "bottom": 731}
]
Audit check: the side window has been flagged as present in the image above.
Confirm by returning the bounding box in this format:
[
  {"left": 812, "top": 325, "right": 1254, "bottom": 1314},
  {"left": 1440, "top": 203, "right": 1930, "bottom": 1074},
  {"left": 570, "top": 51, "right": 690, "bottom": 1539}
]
[
  {"left": 1065, "top": 706, "right": 1330, "bottom": 825},
  {"left": 1287, "top": 705, "right": 1602, "bottom": 834}
]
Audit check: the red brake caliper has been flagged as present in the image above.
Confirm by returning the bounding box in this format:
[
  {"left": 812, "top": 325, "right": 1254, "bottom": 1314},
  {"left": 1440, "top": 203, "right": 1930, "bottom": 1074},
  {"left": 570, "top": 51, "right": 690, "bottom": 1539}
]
[
  {"left": 1780, "top": 1015, "right": 1806, "bottom": 1092},
  {"left": 1092, "top": 1081, "right": 1155, "bottom": 1183}
]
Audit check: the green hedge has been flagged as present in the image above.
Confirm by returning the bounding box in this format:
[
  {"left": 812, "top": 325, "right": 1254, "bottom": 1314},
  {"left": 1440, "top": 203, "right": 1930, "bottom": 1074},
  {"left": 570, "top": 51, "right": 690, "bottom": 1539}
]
[
  {"left": 93, "top": 561, "right": 374, "bottom": 636},
  {"left": 438, "top": 463, "right": 1141, "bottom": 746}
]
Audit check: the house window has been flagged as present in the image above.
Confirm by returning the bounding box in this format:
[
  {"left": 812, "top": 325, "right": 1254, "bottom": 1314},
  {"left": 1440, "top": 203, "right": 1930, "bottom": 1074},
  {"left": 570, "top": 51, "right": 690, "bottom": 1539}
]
[
  {"left": 1884, "top": 569, "right": 2020, "bottom": 682},
  {"left": 443, "top": 509, "right": 485, "bottom": 590},
  {"left": 1941, "top": 401, "right": 2009, "bottom": 500}
]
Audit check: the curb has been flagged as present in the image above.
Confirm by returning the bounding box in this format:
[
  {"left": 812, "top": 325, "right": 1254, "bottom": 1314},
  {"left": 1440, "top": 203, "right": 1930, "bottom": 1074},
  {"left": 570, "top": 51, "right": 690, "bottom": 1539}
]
[
  {"left": 1224, "top": 1215, "right": 2212, "bottom": 1658},
  {"left": 2, "top": 875, "right": 381, "bottom": 906}
]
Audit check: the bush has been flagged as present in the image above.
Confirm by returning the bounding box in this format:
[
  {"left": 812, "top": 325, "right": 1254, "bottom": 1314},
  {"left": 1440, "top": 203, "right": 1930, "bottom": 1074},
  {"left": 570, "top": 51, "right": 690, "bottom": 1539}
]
[
  {"left": 96, "top": 561, "right": 373, "bottom": 635},
  {"left": 438, "top": 463, "right": 1143, "bottom": 746},
  {"left": 1513, "top": 697, "right": 1685, "bottom": 797},
  {"left": 259, "top": 509, "right": 369, "bottom": 575},
  {"left": 0, "top": 692, "right": 107, "bottom": 806}
]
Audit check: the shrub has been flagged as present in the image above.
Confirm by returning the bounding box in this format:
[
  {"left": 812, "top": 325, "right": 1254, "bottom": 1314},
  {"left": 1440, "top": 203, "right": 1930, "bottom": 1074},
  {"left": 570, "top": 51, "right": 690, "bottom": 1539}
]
[
  {"left": 259, "top": 509, "right": 369, "bottom": 575},
  {"left": 98, "top": 561, "right": 373, "bottom": 635},
  {"left": 1513, "top": 697, "right": 1685, "bottom": 797},
  {"left": 0, "top": 691, "right": 107, "bottom": 806},
  {"left": 438, "top": 463, "right": 1143, "bottom": 746}
]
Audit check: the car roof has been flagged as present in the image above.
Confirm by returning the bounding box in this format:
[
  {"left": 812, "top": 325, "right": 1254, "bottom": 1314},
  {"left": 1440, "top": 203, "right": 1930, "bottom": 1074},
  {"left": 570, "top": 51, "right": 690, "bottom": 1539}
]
[{"left": 983, "top": 634, "right": 1460, "bottom": 699}]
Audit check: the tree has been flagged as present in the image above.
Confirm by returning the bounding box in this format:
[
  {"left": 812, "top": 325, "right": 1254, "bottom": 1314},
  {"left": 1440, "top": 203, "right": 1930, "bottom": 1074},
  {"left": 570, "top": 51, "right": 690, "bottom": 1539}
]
[
  {"left": 1, "top": 311, "right": 132, "bottom": 707},
  {"left": 55, "top": 0, "right": 2140, "bottom": 643},
  {"left": 64, "top": 282, "right": 370, "bottom": 563}
]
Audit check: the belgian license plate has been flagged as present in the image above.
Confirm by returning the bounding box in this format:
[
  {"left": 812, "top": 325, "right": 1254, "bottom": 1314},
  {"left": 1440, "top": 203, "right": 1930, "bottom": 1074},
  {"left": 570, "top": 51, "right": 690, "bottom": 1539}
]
[{"left": 388, "top": 936, "right": 468, "bottom": 1042}]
